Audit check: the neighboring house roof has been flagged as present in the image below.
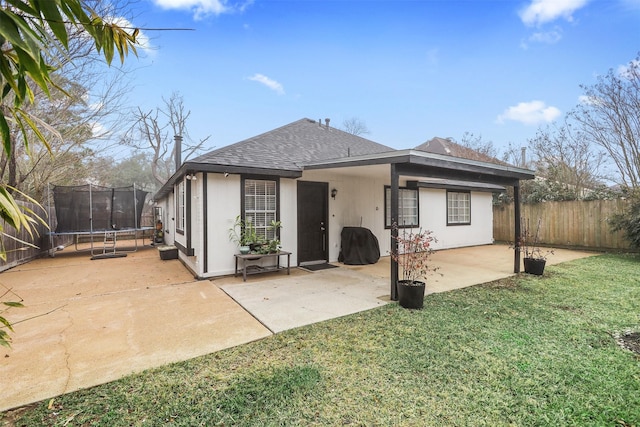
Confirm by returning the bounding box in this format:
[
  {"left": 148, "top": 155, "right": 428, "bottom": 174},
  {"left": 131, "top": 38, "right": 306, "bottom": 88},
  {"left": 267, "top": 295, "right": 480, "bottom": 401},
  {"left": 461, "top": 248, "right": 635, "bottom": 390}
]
[
  {"left": 190, "top": 118, "right": 394, "bottom": 173},
  {"left": 415, "top": 137, "right": 509, "bottom": 166}
]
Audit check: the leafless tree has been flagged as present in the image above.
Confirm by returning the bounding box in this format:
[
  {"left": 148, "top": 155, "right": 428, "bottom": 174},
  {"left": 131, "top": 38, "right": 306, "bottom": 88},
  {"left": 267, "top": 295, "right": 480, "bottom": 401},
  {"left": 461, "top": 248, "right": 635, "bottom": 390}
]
[
  {"left": 124, "top": 93, "right": 211, "bottom": 186},
  {"left": 459, "top": 132, "right": 499, "bottom": 159},
  {"left": 501, "top": 143, "right": 531, "bottom": 168},
  {"left": 528, "top": 120, "right": 606, "bottom": 195},
  {"left": 0, "top": 0, "right": 138, "bottom": 202},
  {"left": 572, "top": 54, "right": 640, "bottom": 189},
  {"left": 341, "top": 117, "right": 370, "bottom": 136},
  {"left": 0, "top": 71, "right": 131, "bottom": 202}
]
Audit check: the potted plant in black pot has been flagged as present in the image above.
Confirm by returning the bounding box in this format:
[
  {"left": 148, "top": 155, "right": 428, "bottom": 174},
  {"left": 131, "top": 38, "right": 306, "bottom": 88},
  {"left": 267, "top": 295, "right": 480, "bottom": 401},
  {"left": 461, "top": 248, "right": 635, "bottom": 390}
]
[
  {"left": 518, "top": 217, "right": 553, "bottom": 276},
  {"left": 390, "top": 225, "right": 438, "bottom": 309}
]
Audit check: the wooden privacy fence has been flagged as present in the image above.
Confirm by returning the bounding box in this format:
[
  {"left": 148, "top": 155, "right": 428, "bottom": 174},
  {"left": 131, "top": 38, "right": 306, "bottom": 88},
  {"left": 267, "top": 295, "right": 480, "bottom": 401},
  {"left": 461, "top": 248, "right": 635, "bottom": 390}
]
[
  {"left": 493, "top": 199, "right": 630, "bottom": 251},
  {"left": 0, "top": 201, "right": 64, "bottom": 273}
]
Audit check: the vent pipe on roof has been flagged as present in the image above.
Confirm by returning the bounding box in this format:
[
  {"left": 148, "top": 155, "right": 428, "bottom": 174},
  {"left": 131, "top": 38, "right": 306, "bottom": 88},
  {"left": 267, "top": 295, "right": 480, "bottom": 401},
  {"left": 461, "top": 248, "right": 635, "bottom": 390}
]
[
  {"left": 175, "top": 135, "right": 183, "bottom": 172},
  {"left": 325, "top": 118, "right": 330, "bottom": 129}
]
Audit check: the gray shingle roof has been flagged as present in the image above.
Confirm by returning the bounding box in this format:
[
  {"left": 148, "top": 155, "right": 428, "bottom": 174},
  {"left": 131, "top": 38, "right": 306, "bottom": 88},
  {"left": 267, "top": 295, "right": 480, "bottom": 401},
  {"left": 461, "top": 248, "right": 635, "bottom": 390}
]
[{"left": 190, "top": 118, "right": 395, "bottom": 172}]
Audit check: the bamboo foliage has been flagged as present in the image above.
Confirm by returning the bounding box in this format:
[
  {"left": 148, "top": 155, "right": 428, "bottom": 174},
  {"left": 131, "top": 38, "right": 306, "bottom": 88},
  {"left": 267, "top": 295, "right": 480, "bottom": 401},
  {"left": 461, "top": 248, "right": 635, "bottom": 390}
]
[{"left": 493, "top": 199, "right": 630, "bottom": 250}]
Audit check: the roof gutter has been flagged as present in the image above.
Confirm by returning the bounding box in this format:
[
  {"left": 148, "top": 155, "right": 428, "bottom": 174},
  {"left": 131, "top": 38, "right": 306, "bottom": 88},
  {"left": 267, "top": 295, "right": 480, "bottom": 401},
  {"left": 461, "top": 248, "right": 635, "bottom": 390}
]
[
  {"left": 303, "top": 149, "right": 535, "bottom": 180},
  {"left": 152, "top": 161, "right": 303, "bottom": 201}
]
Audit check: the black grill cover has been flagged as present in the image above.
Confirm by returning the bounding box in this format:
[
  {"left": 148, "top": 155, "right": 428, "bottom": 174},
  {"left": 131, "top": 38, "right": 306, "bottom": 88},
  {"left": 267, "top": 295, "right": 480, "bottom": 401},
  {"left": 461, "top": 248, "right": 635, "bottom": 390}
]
[
  {"left": 53, "top": 185, "right": 147, "bottom": 233},
  {"left": 338, "top": 227, "right": 380, "bottom": 265}
]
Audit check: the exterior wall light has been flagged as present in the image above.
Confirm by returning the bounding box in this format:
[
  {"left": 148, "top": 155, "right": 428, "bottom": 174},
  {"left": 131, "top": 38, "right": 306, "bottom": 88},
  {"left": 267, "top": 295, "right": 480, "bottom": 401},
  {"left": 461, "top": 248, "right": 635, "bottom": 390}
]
[{"left": 331, "top": 188, "right": 337, "bottom": 199}]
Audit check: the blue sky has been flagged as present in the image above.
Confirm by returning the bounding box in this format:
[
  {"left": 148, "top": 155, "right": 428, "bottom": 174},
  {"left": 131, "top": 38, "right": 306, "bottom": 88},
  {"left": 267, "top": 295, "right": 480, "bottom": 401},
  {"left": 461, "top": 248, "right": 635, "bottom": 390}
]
[{"left": 118, "top": 0, "right": 640, "bottom": 157}]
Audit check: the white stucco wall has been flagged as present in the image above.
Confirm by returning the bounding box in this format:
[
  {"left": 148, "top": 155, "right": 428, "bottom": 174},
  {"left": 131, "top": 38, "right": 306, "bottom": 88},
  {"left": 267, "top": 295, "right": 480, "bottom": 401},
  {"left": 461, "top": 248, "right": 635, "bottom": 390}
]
[
  {"left": 200, "top": 174, "right": 299, "bottom": 278},
  {"left": 419, "top": 188, "right": 494, "bottom": 250},
  {"left": 158, "top": 169, "right": 496, "bottom": 279},
  {"left": 300, "top": 170, "right": 495, "bottom": 260},
  {"left": 301, "top": 170, "right": 389, "bottom": 262},
  {"left": 279, "top": 178, "right": 298, "bottom": 265},
  {"left": 180, "top": 175, "right": 202, "bottom": 276},
  {"left": 205, "top": 173, "right": 242, "bottom": 277}
]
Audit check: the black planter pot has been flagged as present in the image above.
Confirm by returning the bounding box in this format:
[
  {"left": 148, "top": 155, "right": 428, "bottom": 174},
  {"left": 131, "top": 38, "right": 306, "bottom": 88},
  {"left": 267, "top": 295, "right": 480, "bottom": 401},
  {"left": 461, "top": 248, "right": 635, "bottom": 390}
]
[
  {"left": 397, "top": 280, "right": 426, "bottom": 309},
  {"left": 524, "top": 257, "right": 546, "bottom": 275}
]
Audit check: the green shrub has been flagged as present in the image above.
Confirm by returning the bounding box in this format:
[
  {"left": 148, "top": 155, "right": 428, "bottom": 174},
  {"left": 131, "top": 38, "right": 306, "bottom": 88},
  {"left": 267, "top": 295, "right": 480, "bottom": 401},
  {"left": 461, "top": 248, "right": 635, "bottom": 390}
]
[{"left": 609, "top": 192, "right": 640, "bottom": 249}]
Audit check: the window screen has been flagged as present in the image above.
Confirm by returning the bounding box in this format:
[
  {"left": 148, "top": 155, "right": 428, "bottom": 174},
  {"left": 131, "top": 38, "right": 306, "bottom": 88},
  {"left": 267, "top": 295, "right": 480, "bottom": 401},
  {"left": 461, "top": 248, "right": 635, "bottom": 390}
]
[
  {"left": 244, "top": 179, "right": 277, "bottom": 240},
  {"left": 447, "top": 191, "right": 471, "bottom": 225},
  {"left": 385, "top": 187, "right": 419, "bottom": 228},
  {"left": 176, "top": 180, "right": 185, "bottom": 233}
]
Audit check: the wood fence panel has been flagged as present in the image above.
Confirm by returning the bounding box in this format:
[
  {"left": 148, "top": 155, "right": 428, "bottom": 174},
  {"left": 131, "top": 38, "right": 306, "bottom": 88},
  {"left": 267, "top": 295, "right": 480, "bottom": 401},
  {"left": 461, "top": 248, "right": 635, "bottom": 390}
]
[
  {"left": 0, "top": 201, "right": 51, "bottom": 272},
  {"left": 493, "top": 199, "right": 630, "bottom": 250}
]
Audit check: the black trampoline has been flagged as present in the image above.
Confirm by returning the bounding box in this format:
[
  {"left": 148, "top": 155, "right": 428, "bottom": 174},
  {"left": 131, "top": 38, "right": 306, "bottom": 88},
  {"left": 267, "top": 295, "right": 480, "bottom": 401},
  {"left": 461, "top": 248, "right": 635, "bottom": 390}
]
[{"left": 47, "top": 184, "right": 152, "bottom": 259}]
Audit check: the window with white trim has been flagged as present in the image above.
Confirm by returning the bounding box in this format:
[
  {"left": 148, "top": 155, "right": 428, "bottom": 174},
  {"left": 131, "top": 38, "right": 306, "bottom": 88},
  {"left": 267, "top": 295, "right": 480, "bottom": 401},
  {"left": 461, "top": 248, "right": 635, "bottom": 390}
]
[
  {"left": 447, "top": 191, "right": 471, "bottom": 225},
  {"left": 244, "top": 179, "right": 277, "bottom": 240},
  {"left": 176, "top": 179, "right": 185, "bottom": 233},
  {"left": 385, "top": 186, "right": 419, "bottom": 228}
]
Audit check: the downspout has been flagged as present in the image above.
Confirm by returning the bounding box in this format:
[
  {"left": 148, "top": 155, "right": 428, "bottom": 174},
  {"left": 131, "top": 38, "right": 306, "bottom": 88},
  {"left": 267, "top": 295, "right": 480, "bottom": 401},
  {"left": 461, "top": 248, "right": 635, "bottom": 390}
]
[
  {"left": 390, "top": 163, "right": 399, "bottom": 301},
  {"left": 513, "top": 182, "right": 521, "bottom": 273}
]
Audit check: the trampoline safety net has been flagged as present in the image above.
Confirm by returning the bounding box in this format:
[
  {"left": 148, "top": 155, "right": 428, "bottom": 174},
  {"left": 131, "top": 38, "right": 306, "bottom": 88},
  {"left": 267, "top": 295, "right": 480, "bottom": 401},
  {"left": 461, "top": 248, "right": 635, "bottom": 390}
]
[{"left": 52, "top": 184, "right": 148, "bottom": 233}]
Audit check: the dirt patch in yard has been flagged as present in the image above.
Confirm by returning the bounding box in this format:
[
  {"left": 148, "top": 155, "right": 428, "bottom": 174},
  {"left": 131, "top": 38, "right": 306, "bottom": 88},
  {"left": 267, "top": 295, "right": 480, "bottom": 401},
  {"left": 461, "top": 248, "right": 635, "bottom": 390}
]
[{"left": 619, "top": 332, "right": 640, "bottom": 356}]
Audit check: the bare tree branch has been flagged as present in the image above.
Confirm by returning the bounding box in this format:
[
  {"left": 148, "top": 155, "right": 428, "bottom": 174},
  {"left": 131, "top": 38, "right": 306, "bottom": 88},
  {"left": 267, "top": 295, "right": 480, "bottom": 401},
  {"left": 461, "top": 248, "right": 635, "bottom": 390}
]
[
  {"left": 341, "top": 117, "right": 370, "bottom": 136},
  {"left": 123, "top": 92, "right": 212, "bottom": 186},
  {"left": 572, "top": 54, "right": 640, "bottom": 189}
]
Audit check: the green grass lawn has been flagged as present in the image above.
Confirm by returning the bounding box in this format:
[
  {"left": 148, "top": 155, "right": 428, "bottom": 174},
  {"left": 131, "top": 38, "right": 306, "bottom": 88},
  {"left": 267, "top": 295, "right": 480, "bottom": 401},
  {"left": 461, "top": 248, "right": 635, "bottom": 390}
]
[{"left": 4, "top": 254, "right": 640, "bottom": 426}]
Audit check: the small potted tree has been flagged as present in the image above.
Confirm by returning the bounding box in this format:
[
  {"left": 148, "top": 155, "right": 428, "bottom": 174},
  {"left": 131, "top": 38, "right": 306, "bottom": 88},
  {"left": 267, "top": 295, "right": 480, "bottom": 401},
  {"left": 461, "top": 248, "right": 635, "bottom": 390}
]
[
  {"left": 518, "top": 217, "right": 553, "bottom": 275},
  {"left": 390, "top": 226, "right": 438, "bottom": 309},
  {"left": 228, "top": 215, "right": 259, "bottom": 254}
]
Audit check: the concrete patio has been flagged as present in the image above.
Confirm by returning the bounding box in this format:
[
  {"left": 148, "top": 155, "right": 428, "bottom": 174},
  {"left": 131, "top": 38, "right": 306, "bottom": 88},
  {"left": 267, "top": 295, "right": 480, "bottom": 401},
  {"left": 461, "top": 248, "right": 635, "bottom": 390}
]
[
  {"left": 0, "top": 243, "right": 595, "bottom": 412},
  {"left": 215, "top": 244, "right": 596, "bottom": 332}
]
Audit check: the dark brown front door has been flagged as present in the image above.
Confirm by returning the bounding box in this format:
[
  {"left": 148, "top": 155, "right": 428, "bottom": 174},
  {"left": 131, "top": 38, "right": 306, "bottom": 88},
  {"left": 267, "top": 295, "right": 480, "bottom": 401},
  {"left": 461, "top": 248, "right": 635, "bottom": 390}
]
[{"left": 297, "top": 181, "right": 328, "bottom": 264}]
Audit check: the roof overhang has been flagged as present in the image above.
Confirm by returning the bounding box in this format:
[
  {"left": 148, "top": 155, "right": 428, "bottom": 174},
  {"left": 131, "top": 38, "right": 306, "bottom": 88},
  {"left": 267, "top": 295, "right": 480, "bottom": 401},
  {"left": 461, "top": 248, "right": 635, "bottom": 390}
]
[
  {"left": 154, "top": 149, "right": 534, "bottom": 201},
  {"left": 303, "top": 149, "right": 535, "bottom": 187},
  {"left": 153, "top": 161, "right": 303, "bottom": 201}
]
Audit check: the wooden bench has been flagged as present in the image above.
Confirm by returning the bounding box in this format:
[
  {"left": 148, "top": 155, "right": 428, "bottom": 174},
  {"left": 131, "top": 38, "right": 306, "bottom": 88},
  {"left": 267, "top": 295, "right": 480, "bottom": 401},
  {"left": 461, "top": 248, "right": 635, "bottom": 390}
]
[{"left": 234, "top": 251, "right": 291, "bottom": 282}]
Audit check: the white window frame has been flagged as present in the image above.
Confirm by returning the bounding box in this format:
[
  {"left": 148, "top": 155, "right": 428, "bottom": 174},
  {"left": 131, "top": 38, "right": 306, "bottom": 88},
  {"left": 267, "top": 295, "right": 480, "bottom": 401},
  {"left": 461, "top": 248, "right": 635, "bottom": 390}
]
[
  {"left": 175, "top": 180, "right": 185, "bottom": 234},
  {"left": 385, "top": 186, "right": 419, "bottom": 228},
  {"left": 447, "top": 191, "right": 471, "bottom": 225},
  {"left": 244, "top": 178, "right": 278, "bottom": 240}
]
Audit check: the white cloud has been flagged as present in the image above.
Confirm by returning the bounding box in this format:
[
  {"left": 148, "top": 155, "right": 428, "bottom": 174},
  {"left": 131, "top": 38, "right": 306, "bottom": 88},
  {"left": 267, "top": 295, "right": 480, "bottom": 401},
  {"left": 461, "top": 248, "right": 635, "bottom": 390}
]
[
  {"left": 248, "top": 73, "right": 285, "bottom": 95},
  {"left": 152, "top": 0, "right": 253, "bottom": 20},
  {"left": 618, "top": 59, "right": 640, "bottom": 78},
  {"left": 520, "top": 27, "right": 563, "bottom": 49},
  {"left": 91, "top": 121, "right": 109, "bottom": 138},
  {"left": 529, "top": 27, "right": 563, "bottom": 44},
  {"left": 578, "top": 95, "right": 598, "bottom": 105},
  {"left": 519, "top": 0, "right": 589, "bottom": 26},
  {"left": 497, "top": 101, "right": 561, "bottom": 125}
]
